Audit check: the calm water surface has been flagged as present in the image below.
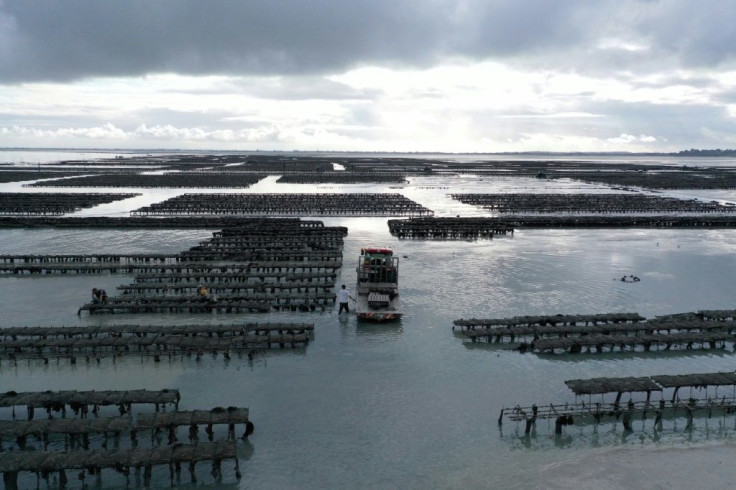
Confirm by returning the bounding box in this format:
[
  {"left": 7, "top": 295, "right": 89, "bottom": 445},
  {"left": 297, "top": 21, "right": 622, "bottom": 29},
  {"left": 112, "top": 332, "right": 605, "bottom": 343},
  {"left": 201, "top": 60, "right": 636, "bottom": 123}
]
[{"left": 1, "top": 157, "right": 736, "bottom": 488}]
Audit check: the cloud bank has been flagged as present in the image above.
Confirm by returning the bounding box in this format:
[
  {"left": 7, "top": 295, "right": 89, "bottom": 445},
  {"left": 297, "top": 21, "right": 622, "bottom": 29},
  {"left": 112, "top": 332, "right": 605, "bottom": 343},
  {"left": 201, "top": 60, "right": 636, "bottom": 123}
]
[
  {"left": 0, "top": 0, "right": 735, "bottom": 151},
  {"left": 3, "top": 0, "right": 736, "bottom": 83}
]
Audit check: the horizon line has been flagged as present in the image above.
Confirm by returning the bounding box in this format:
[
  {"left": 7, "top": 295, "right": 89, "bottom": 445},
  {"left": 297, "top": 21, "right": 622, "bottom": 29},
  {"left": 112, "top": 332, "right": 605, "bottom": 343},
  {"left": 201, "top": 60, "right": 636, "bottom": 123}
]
[{"left": 1, "top": 147, "right": 733, "bottom": 157}]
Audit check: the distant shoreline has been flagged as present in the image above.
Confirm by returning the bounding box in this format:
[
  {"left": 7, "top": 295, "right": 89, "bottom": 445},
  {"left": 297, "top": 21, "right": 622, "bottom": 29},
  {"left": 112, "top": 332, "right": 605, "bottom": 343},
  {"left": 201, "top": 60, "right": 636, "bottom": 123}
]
[{"left": 2, "top": 147, "right": 736, "bottom": 157}]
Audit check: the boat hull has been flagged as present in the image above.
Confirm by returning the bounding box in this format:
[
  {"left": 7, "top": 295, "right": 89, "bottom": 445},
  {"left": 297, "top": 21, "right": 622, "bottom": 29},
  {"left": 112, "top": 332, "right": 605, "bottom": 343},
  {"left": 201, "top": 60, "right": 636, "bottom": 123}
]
[{"left": 357, "top": 311, "right": 402, "bottom": 322}]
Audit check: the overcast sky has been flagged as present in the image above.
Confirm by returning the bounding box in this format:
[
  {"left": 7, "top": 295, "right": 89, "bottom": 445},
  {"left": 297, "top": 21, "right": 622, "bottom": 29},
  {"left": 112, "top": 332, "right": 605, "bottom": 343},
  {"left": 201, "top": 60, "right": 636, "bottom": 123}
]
[{"left": 1, "top": 0, "right": 735, "bottom": 152}]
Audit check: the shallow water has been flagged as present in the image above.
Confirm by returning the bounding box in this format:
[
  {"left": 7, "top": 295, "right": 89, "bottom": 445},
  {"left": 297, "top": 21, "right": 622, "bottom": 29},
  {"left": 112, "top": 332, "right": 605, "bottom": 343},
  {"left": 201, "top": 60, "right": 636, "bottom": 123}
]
[{"left": 1, "top": 156, "right": 736, "bottom": 488}]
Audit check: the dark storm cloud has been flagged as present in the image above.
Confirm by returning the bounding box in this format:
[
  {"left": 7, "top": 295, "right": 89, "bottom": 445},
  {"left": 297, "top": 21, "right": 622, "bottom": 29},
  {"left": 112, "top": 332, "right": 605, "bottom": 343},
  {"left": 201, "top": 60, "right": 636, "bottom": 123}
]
[
  {"left": 0, "top": 0, "right": 449, "bottom": 82},
  {"left": 1, "top": 0, "right": 733, "bottom": 84}
]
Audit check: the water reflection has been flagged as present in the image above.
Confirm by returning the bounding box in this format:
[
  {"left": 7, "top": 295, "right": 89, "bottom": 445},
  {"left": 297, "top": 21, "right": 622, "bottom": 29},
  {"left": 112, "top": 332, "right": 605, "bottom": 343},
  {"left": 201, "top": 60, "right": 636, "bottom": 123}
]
[
  {"left": 355, "top": 319, "right": 404, "bottom": 341},
  {"left": 461, "top": 340, "right": 517, "bottom": 353},
  {"left": 533, "top": 349, "right": 734, "bottom": 363},
  {"left": 506, "top": 418, "right": 736, "bottom": 451},
  {"left": 460, "top": 342, "right": 736, "bottom": 362},
  {"left": 238, "top": 439, "right": 255, "bottom": 461},
  {"left": 0, "top": 347, "right": 309, "bottom": 373}
]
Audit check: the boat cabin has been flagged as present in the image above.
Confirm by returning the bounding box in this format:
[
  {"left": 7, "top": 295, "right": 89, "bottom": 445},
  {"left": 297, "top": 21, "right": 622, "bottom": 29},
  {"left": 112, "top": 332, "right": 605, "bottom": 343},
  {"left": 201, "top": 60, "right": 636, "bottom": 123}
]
[{"left": 357, "top": 247, "right": 399, "bottom": 285}]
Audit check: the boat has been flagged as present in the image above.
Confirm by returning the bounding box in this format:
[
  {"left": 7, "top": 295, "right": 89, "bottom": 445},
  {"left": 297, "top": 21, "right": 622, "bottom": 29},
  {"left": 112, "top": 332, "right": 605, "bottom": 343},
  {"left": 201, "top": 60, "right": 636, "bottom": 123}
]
[{"left": 355, "top": 246, "right": 403, "bottom": 321}]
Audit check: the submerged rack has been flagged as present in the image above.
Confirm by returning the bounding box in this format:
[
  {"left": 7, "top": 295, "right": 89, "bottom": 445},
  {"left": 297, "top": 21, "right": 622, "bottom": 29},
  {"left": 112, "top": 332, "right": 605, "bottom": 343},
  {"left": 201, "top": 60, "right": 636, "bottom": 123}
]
[
  {"left": 0, "top": 386, "right": 252, "bottom": 488},
  {"left": 450, "top": 193, "right": 735, "bottom": 214},
  {"left": 29, "top": 172, "right": 267, "bottom": 188},
  {"left": 0, "top": 216, "right": 332, "bottom": 229},
  {"left": 67, "top": 219, "right": 347, "bottom": 315},
  {"left": 0, "top": 439, "right": 240, "bottom": 488},
  {"left": 0, "top": 193, "right": 140, "bottom": 216},
  {"left": 0, "top": 322, "right": 314, "bottom": 363},
  {"left": 500, "top": 371, "right": 736, "bottom": 436},
  {"left": 132, "top": 193, "right": 434, "bottom": 217},
  {"left": 454, "top": 310, "right": 736, "bottom": 355},
  {"left": 0, "top": 389, "right": 180, "bottom": 413},
  {"left": 388, "top": 217, "right": 514, "bottom": 239}
]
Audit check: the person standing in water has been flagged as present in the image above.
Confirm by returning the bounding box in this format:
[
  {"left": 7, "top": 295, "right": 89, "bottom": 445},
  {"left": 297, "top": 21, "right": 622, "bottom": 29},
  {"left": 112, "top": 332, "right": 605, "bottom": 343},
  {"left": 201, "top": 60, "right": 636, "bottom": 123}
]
[{"left": 337, "top": 284, "right": 354, "bottom": 314}]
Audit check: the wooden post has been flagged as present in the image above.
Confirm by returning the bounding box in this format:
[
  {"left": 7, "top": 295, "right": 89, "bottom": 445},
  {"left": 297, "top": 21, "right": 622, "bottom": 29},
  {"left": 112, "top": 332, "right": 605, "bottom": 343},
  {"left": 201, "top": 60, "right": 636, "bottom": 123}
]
[
  {"left": 614, "top": 391, "right": 622, "bottom": 412},
  {"left": 622, "top": 411, "right": 632, "bottom": 431},
  {"left": 3, "top": 471, "right": 19, "bottom": 490},
  {"left": 554, "top": 416, "right": 564, "bottom": 435},
  {"left": 234, "top": 457, "right": 242, "bottom": 479}
]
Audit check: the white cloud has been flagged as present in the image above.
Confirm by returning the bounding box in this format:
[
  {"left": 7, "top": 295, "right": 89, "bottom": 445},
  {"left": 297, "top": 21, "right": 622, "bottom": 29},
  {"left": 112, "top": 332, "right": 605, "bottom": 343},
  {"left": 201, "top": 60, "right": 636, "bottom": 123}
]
[
  {"left": 0, "top": 1, "right": 735, "bottom": 153},
  {"left": 133, "top": 124, "right": 289, "bottom": 143},
  {"left": 606, "top": 133, "right": 658, "bottom": 144},
  {"left": 0, "top": 122, "right": 366, "bottom": 151},
  {"left": 595, "top": 38, "right": 650, "bottom": 53},
  {"left": 1, "top": 123, "right": 128, "bottom": 140},
  {"left": 0, "top": 50, "right": 734, "bottom": 151}
]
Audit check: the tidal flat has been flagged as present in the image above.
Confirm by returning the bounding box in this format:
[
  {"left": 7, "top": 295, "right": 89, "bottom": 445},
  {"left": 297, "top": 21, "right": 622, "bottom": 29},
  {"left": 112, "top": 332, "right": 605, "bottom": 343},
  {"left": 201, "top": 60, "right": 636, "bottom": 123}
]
[{"left": 1, "top": 153, "right": 736, "bottom": 489}]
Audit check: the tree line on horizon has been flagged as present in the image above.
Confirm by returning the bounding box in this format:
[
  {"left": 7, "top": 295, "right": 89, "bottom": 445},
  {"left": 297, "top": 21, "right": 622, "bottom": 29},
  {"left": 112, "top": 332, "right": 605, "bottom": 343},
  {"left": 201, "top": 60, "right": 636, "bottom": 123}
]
[{"left": 677, "top": 149, "right": 736, "bottom": 156}]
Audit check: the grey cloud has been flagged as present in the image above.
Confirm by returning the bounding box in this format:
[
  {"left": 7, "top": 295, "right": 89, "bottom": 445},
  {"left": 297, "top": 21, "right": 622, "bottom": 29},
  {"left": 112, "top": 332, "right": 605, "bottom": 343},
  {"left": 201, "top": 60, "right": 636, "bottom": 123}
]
[
  {"left": 632, "top": 1, "right": 736, "bottom": 68},
  {"left": 2, "top": 0, "right": 735, "bottom": 83},
  {"left": 583, "top": 102, "right": 736, "bottom": 148},
  {"left": 0, "top": 0, "right": 446, "bottom": 82},
  {"left": 712, "top": 88, "right": 736, "bottom": 106},
  {"left": 458, "top": 96, "right": 736, "bottom": 151},
  {"left": 630, "top": 74, "right": 716, "bottom": 91}
]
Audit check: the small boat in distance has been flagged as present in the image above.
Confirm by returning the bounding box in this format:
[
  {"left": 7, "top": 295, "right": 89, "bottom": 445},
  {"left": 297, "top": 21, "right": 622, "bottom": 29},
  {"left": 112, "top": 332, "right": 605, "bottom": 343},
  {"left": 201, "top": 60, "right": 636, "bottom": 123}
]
[{"left": 355, "top": 246, "right": 403, "bottom": 321}]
